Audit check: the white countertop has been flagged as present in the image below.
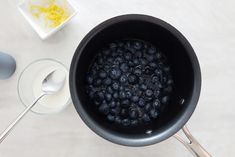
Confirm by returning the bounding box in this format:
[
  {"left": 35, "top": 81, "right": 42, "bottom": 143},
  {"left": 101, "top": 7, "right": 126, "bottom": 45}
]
[{"left": 0, "top": 0, "right": 234, "bottom": 156}]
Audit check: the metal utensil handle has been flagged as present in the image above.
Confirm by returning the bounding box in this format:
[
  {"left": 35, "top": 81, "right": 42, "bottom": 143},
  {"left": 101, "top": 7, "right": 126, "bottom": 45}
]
[
  {"left": 174, "top": 125, "right": 212, "bottom": 157},
  {"left": 0, "top": 93, "right": 45, "bottom": 144}
]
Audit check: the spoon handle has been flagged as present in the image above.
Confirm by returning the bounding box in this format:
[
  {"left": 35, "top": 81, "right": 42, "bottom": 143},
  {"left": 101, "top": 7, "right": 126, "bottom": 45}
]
[{"left": 0, "top": 93, "right": 46, "bottom": 144}]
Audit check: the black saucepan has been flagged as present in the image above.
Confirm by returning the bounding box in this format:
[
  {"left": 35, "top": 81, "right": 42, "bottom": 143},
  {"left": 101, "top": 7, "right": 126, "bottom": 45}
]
[{"left": 69, "top": 14, "right": 211, "bottom": 157}]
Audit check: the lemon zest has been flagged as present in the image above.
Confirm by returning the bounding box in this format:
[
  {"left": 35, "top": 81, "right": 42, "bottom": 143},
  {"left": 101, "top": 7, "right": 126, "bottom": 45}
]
[{"left": 30, "top": 0, "right": 69, "bottom": 28}]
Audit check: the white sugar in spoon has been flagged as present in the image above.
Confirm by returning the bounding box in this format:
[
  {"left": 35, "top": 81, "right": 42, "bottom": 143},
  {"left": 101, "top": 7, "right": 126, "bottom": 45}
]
[{"left": 0, "top": 69, "right": 66, "bottom": 143}]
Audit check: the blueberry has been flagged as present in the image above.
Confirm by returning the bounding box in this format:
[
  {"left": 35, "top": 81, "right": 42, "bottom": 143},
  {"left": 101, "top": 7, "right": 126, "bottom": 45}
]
[
  {"left": 145, "top": 79, "right": 153, "bottom": 88},
  {"left": 131, "top": 120, "right": 138, "bottom": 126},
  {"left": 97, "top": 57, "right": 104, "bottom": 65},
  {"left": 98, "top": 103, "right": 109, "bottom": 115},
  {"left": 110, "top": 108, "right": 118, "bottom": 115},
  {"left": 107, "top": 114, "right": 115, "bottom": 122},
  {"left": 158, "top": 83, "right": 163, "bottom": 89},
  {"left": 94, "top": 92, "right": 104, "bottom": 102},
  {"left": 150, "top": 109, "right": 159, "bottom": 118},
  {"left": 110, "top": 43, "right": 118, "bottom": 49},
  {"left": 146, "top": 54, "right": 154, "bottom": 62},
  {"left": 156, "top": 53, "right": 162, "bottom": 59},
  {"left": 145, "top": 96, "right": 153, "bottom": 102},
  {"left": 110, "top": 68, "right": 122, "bottom": 79},
  {"left": 116, "top": 48, "right": 124, "bottom": 54},
  {"left": 120, "top": 108, "right": 128, "bottom": 117},
  {"left": 116, "top": 101, "right": 121, "bottom": 107},
  {"left": 137, "top": 108, "right": 144, "bottom": 118},
  {"left": 128, "top": 74, "right": 138, "bottom": 84},
  {"left": 97, "top": 91, "right": 105, "bottom": 100},
  {"left": 164, "top": 86, "right": 173, "bottom": 93},
  {"left": 103, "top": 77, "right": 112, "bottom": 85},
  {"left": 129, "top": 109, "right": 138, "bottom": 119},
  {"left": 132, "top": 84, "right": 140, "bottom": 91},
  {"left": 119, "top": 86, "right": 124, "bottom": 91},
  {"left": 139, "top": 77, "right": 144, "bottom": 84},
  {"left": 153, "top": 99, "right": 161, "bottom": 108},
  {"left": 114, "top": 57, "right": 123, "bottom": 65},
  {"left": 133, "top": 41, "right": 142, "bottom": 50},
  {"left": 162, "top": 76, "right": 168, "bottom": 84},
  {"left": 136, "top": 90, "right": 142, "bottom": 97},
  {"left": 93, "top": 79, "right": 102, "bottom": 87},
  {"left": 99, "top": 70, "right": 107, "bottom": 79},
  {"left": 88, "top": 90, "right": 95, "bottom": 99},
  {"left": 109, "top": 101, "right": 116, "bottom": 108},
  {"left": 133, "top": 59, "right": 139, "bottom": 65},
  {"left": 125, "top": 42, "right": 131, "bottom": 49},
  {"left": 148, "top": 47, "right": 156, "bottom": 54},
  {"left": 124, "top": 53, "right": 132, "bottom": 60},
  {"left": 131, "top": 95, "right": 139, "bottom": 102},
  {"left": 107, "top": 86, "right": 113, "bottom": 94},
  {"left": 154, "top": 90, "right": 160, "bottom": 98},
  {"left": 91, "top": 65, "right": 98, "bottom": 73},
  {"left": 120, "top": 75, "right": 128, "bottom": 83},
  {"left": 113, "top": 92, "right": 119, "bottom": 99},
  {"left": 142, "top": 114, "right": 151, "bottom": 122},
  {"left": 162, "top": 96, "right": 170, "bottom": 104},
  {"left": 94, "top": 100, "right": 101, "bottom": 106},
  {"left": 138, "top": 98, "right": 145, "bottom": 107},
  {"left": 116, "top": 56, "right": 124, "bottom": 63},
  {"left": 140, "top": 84, "right": 147, "bottom": 91},
  {"left": 164, "top": 66, "right": 170, "bottom": 72},
  {"left": 86, "top": 75, "right": 93, "bottom": 84},
  {"left": 122, "top": 119, "right": 131, "bottom": 126},
  {"left": 126, "top": 91, "right": 132, "bottom": 99},
  {"left": 120, "top": 63, "right": 129, "bottom": 72},
  {"left": 115, "top": 116, "right": 122, "bottom": 124},
  {"left": 149, "top": 62, "right": 157, "bottom": 68},
  {"left": 135, "top": 51, "right": 142, "bottom": 58},
  {"left": 144, "top": 66, "right": 152, "bottom": 75},
  {"left": 154, "top": 69, "right": 163, "bottom": 76},
  {"left": 145, "top": 89, "right": 153, "bottom": 97},
  {"left": 128, "top": 47, "right": 136, "bottom": 53},
  {"left": 140, "top": 58, "right": 148, "bottom": 65},
  {"left": 104, "top": 65, "right": 111, "bottom": 71},
  {"left": 102, "top": 49, "right": 110, "bottom": 55},
  {"left": 119, "top": 91, "right": 126, "bottom": 99},
  {"left": 113, "top": 59, "right": 120, "bottom": 65},
  {"left": 145, "top": 103, "right": 151, "bottom": 112},
  {"left": 112, "top": 82, "right": 119, "bottom": 90},
  {"left": 128, "top": 61, "right": 134, "bottom": 67},
  {"left": 167, "top": 79, "right": 174, "bottom": 85},
  {"left": 121, "top": 99, "right": 130, "bottom": 108},
  {"left": 143, "top": 43, "right": 148, "bottom": 49},
  {"left": 134, "top": 68, "right": 142, "bottom": 76},
  {"left": 152, "top": 83, "right": 160, "bottom": 91},
  {"left": 151, "top": 75, "right": 159, "bottom": 83},
  {"left": 118, "top": 42, "right": 124, "bottom": 47},
  {"left": 105, "top": 93, "right": 112, "bottom": 102},
  {"left": 107, "top": 57, "right": 114, "bottom": 63},
  {"left": 112, "top": 52, "right": 119, "bottom": 57}
]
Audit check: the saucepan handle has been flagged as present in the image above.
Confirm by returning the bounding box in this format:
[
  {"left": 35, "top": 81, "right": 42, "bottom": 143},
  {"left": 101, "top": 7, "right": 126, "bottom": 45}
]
[{"left": 174, "top": 125, "right": 212, "bottom": 157}]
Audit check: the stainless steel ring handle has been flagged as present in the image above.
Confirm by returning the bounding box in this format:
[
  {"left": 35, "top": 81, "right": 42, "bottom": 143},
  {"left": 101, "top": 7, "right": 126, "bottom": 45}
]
[{"left": 174, "top": 125, "right": 212, "bottom": 157}]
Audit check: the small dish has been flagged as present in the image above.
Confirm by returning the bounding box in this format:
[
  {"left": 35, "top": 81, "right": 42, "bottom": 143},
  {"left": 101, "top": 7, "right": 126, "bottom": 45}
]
[
  {"left": 18, "top": 59, "right": 71, "bottom": 114},
  {"left": 18, "top": 0, "right": 78, "bottom": 40}
]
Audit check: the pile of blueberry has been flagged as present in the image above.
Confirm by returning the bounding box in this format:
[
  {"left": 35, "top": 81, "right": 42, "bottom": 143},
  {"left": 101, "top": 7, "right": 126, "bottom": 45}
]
[{"left": 86, "top": 39, "right": 173, "bottom": 127}]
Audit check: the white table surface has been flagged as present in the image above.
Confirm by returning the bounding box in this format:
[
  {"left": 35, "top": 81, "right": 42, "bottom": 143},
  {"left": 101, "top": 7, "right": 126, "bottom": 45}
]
[{"left": 0, "top": 0, "right": 234, "bottom": 156}]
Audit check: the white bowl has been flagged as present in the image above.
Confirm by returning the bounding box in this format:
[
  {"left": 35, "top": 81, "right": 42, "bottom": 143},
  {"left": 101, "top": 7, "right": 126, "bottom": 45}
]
[{"left": 18, "top": 0, "right": 78, "bottom": 40}]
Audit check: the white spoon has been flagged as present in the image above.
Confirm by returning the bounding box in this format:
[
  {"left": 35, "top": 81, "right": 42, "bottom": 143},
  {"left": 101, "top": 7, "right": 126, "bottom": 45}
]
[{"left": 0, "top": 69, "right": 66, "bottom": 143}]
